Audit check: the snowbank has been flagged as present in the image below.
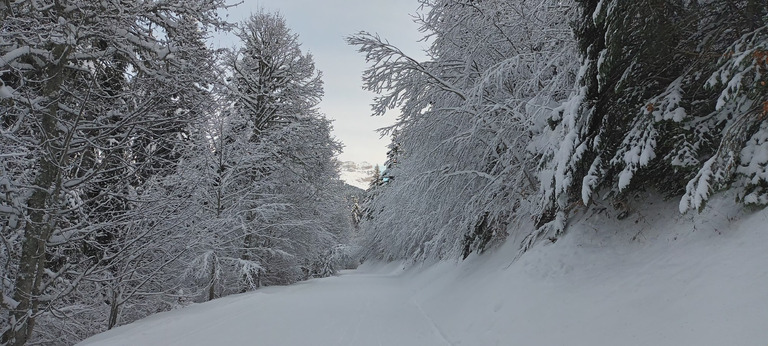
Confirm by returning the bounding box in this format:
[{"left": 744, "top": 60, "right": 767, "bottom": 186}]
[{"left": 406, "top": 194, "right": 768, "bottom": 345}]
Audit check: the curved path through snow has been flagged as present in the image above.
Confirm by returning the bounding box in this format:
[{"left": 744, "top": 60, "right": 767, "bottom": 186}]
[
  {"left": 79, "top": 266, "right": 452, "bottom": 346},
  {"left": 79, "top": 198, "right": 768, "bottom": 346}
]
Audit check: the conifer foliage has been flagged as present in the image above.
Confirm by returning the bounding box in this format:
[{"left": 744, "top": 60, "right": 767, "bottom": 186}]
[{"left": 544, "top": 0, "right": 768, "bottom": 218}]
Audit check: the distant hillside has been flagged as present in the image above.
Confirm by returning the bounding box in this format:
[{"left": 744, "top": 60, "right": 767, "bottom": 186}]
[{"left": 339, "top": 161, "right": 375, "bottom": 189}]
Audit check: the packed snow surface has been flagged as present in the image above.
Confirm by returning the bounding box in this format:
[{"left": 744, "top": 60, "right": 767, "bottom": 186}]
[{"left": 80, "top": 196, "right": 768, "bottom": 346}]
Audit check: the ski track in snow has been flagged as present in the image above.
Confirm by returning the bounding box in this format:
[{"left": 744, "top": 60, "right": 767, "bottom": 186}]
[
  {"left": 409, "top": 297, "right": 454, "bottom": 346},
  {"left": 79, "top": 196, "right": 768, "bottom": 346}
]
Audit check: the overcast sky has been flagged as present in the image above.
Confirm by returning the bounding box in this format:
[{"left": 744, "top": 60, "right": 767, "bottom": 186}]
[{"left": 211, "top": 0, "right": 428, "bottom": 166}]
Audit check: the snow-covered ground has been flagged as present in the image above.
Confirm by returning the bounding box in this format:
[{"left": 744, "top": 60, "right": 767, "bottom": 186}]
[{"left": 79, "top": 195, "right": 768, "bottom": 346}]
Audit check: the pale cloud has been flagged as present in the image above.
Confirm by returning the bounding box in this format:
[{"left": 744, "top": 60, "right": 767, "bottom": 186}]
[{"left": 214, "top": 0, "right": 428, "bottom": 165}]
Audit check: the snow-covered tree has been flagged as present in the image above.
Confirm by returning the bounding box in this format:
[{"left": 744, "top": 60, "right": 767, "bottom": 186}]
[
  {"left": 537, "top": 0, "right": 768, "bottom": 246},
  {"left": 0, "top": 1, "right": 228, "bottom": 344},
  {"left": 230, "top": 11, "right": 323, "bottom": 138},
  {"left": 679, "top": 3, "right": 768, "bottom": 211},
  {"left": 222, "top": 10, "right": 347, "bottom": 285},
  {"left": 350, "top": 0, "right": 578, "bottom": 261},
  {"left": 0, "top": 4, "right": 355, "bottom": 344},
  {"left": 154, "top": 10, "right": 354, "bottom": 301}
]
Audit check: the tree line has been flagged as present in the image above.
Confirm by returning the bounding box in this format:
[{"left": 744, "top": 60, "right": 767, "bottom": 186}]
[
  {"left": 352, "top": 0, "right": 768, "bottom": 261},
  {"left": 0, "top": 3, "right": 355, "bottom": 345}
]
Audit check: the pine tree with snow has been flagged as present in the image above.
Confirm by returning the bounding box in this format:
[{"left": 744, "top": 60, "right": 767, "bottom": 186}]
[
  {"left": 370, "top": 165, "right": 382, "bottom": 188},
  {"left": 538, "top": 0, "right": 768, "bottom": 245}
]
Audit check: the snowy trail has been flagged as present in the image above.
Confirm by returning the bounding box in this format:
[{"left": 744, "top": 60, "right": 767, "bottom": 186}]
[
  {"left": 80, "top": 197, "right": 768, "bottom": 346},
  {"left": 79, "top": 266, "right": 453, "bottom": 346}
]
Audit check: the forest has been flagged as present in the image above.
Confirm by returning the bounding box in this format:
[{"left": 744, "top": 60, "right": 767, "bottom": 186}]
[
  {"left": 0, "top": 3, "right": 358, "bottom": 345},
  {"left": 2, "top": 0, "right": 768, "bottom": 345},
  {"left": 354, "top": 0, "right": 768, "bottom": 261}
]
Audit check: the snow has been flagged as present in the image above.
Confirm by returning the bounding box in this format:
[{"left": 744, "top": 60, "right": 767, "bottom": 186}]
[
  {"left": 581, "top": 157, "right": 602, "bottom": 204},
  {"left": 738, "top": 121, "right": 768, "bottom": 185},
  {"left": 339, "top": 161, "right": 375, "bottom": 189},
  {"left": 0, "top": 85, "right": 14, "bottom": 99},
  {"left": 647, "top": 76, "right": 687, "bottom": 123},
  {"left": 680, "top": 156, "right": 716, "bottom": 213},
  {"left": 716, "top": 71, "right": 744, "bottom": 111},
  {"left": 79, "top": 195, "right": 768, "bottom": 346}
]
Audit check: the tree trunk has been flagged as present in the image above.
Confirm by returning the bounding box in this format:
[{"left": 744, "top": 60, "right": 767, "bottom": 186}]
[
  {"left": 107, "top": 291, "right": 120, "bottom": 330},
  {"left": 240, "top": 233, "right": 253, "bottom": 293},
  {"left": 208, "top": 258, "right": 216, "bottom": 301},
  {"left": 2, "top": 43, "right": 68, "bottom": 346},
  {"left": 3, "top": 124, "right": 60, "bottom": 346}
]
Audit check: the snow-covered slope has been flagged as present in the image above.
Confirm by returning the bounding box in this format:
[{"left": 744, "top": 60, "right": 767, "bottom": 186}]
[
  {"left": 339, "top": 161, "right": 375, "bottom": 189},
  {"left": 79, "top": 195, "right": 768, "bottom": 346}
]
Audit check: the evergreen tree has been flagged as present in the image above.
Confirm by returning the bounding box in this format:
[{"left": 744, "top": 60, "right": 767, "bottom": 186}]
[
  {"left": 538, "top": 0, "right": 768, "bottom": 243},
  {"left": 370, "top": 165, "right": 382, "bottom": 189},
  {"left": 678, "top": 2, "right": 768, "bottom": 211}
]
